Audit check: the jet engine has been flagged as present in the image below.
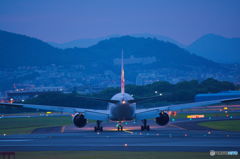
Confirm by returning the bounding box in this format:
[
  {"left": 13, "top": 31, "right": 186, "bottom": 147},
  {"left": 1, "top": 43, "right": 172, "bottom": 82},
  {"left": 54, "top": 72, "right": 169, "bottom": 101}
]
[
  {"left": 155, "top": 112, "right": 169, "bottom": 126},
  {"left": 73, "top": 113, "right": 87, "bottom": 128}
]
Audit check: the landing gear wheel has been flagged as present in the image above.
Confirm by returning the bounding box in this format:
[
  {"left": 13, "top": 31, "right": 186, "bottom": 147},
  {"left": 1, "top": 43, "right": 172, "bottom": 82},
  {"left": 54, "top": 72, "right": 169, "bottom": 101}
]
[
  {"left": 94, "top": 120, "right": 103, "bottom": 132},
  {"left": 146, "top": 125, "right": 150, "bottom": 131},
  {"left": 117, "top": 122, "right": 123, "bottom": 131},
  {"left": 117, "top": 125, "right": 123, "bottom": 131},
  {"left": 141, "top": 119, "right": 150, "bottom": 131},
  {"left": 94, "top": 126, "right": 97, "bottom": 132}
]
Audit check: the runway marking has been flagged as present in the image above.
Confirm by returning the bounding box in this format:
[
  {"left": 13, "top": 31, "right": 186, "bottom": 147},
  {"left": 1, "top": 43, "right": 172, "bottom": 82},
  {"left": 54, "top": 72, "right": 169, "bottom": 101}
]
[
  {"left": 169, "top": 124, "right": 187, "bottom": 130},
  {"left": 61, "top": 126, "right": 66, "bottom": 133},
  {"left": 109, "top": 128, "right": 134, "bottom": 134},
  {"left": 123, "top": 130, "right": 134, "bottom": 134},
  {"left": 0, "top": 139, "right": 31, "bottom": 142}
]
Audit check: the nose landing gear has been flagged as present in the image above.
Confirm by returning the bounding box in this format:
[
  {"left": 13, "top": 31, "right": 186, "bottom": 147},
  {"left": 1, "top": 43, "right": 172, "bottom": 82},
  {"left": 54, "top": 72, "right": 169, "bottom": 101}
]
[
  {"left": 141, "top": 119, "right": 150, "bottom": 131},
  {"left": 117, "top": 121, "right": 123, "bottom": 131},
  {"left": 94, "top": 120, "right": 103, "bottom": 132}
]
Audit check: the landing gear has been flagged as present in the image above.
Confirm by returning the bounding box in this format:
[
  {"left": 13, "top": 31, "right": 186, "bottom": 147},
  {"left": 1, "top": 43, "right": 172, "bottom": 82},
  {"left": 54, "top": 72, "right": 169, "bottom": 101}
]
[
  {"left": 94, "top": 120, "right": 103, "bottom": 132},
  {"left": 141, "top": 119, "right": 150, "bottom": 131},
  {"left": 117, "top": 122, "right": 123, "bottom": 131}
]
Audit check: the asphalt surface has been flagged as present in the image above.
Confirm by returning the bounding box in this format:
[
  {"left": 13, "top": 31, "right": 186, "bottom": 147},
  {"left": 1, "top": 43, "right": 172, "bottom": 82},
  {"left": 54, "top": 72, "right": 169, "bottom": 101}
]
[{"left": 0, "top": 119, "right": 240, "bottom": 152}]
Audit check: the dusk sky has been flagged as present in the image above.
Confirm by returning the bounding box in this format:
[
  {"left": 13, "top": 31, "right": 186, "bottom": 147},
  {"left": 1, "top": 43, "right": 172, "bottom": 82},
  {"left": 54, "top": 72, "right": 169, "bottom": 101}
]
[{"left": 0, "top": 0, "right": 239, "bottom": 44}]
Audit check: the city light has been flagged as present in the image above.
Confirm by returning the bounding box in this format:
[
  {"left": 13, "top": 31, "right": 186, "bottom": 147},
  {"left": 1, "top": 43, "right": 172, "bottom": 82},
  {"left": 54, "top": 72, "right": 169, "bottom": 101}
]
[
  {"left": 224, "top": 107, "right": 228, "bottom": 110},
  {"left": 187, "top": 114, "right": 205, "bottom": 119},
  {"left": 9, "top": 98, "right": 14, "bottom": 104}
]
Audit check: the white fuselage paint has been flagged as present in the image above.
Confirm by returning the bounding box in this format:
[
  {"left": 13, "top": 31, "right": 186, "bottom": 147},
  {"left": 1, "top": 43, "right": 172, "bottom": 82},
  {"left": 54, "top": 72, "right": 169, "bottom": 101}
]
[{"left": 108, "top": 93, "right": 136, "bottom": 121}]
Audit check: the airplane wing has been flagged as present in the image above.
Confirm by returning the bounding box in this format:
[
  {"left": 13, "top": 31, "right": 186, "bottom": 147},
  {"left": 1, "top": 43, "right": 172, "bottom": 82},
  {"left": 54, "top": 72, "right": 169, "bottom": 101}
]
[
  {"left": 0, "top": 103, "right": 109, "bottom": 121},
  {"left": 135, "top": 97, "right": 240, "bottom": 120}
]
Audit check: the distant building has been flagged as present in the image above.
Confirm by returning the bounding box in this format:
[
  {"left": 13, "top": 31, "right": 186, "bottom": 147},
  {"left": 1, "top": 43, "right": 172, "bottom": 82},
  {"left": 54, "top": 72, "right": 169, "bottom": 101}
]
[
  {"left": 195, "top": 91, "right": 240, "bottom": 102},
  {"left": 0, "top": 97, "right": 8, "bottom": 103},
  {"left": 136, "top": 73, "right": 165, "bottom": 85},
  {"left": 6, "top": 87, "right": 64, "bottom": 102}
]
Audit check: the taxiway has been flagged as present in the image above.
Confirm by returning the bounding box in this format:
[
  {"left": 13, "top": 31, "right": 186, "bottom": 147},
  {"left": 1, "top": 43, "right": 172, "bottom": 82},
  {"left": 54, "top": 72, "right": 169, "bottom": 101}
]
[{"left": 0, "top": 119, "right": 240, "bottom": 152}]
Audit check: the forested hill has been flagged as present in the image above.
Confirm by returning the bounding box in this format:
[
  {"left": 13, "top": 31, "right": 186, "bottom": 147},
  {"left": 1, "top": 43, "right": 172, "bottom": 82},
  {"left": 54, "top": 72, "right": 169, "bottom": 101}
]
[
  {"left": 2, "top": 30, "right": 238, "bottom": 84},
  {"left": 0, "top": 30, "right": 62, "bottom": 67},
  {"left": 24, "top": 78, "right": 238, "bottom": 109},
  {"left": 0, "top": 29, "right": 220, "bottom": 70},
  {"left": 187, "top": 34, "right": 240, "bottom": 64}
]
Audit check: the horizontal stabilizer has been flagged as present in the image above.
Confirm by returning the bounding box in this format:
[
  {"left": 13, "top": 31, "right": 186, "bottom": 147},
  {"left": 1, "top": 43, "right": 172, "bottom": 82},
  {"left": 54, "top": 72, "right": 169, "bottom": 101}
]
[
  {"left": 77, "top": 96, "right": 119, "bottom": 104},
  {"left": 128, "top": 95, "right": 164, "bottom": 104}
]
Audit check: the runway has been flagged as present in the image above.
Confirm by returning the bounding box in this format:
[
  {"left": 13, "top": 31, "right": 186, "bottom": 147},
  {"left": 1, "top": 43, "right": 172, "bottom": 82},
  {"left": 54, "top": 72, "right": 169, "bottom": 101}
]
[{"left": 0, "top": 119, "right": 240, "bottom": 152}]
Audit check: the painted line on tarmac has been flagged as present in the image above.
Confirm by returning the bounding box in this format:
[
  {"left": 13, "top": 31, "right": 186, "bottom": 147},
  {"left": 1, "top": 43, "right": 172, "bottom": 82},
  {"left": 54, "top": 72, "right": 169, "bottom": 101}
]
[
  {"left": 169, "top": 124, "right": 187, "bottom": 130},
  {"left": 123, "top": 130, "right": 134, "bottom": 134},
  {"left": 0, "top": 139, "right": 31, "bottom": 142},
  {"left": 61, "top": 126, "right": 66, "bottom": 133}
]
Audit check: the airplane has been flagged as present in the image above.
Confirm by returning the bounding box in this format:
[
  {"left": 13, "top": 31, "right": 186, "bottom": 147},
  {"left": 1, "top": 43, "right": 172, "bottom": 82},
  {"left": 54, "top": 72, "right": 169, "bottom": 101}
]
[{"left": 1, "top": 51, "right": 240, "bottom": 132}]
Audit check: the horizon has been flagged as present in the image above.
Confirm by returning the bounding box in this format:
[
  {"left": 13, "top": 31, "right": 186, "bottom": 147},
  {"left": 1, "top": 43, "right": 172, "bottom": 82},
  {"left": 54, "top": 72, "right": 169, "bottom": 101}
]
[
  {"left": 0, "top": 0, "right": 240, "bottom": 45},
  {"left": 1, "top": 29, "right": 240, "bottom": 46}
]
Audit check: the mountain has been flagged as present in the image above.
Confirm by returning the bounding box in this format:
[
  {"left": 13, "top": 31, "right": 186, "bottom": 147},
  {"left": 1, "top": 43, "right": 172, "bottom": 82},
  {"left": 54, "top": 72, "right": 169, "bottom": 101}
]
[
  {"left": 130, "top": 33, "right": 184, "bottom": 48},
  {"left": 50, "top": 33, "right": 240, "bottom": 64},
  {"left": 0, "top": 30, "right": 62, "bottom": 67},
  {"left": 48, "top": 33, "right": 184, "bottom": 49},
  {"left": 187, "top": 34, "right": 240, "bottom": 64},
  {"left": 0, "top": 30, "right": 95, "bottom": 67},
  {"left": 1, "top": 29, "right": 239, "bottom": 84},
  {"left": 87, "top": 36, "right": 217, "bottom": 69},
  {"left": 0, "top": 29, "right": 213, "bottom": 68},
  {"left": 48, "top": 34, "right": 120, "bottom": 48}
]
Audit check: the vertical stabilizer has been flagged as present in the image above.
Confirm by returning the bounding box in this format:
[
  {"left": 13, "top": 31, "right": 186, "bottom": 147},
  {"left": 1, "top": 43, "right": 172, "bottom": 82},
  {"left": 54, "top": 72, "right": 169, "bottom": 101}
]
[{"left": 121, "top": 50, "right": 125, "bottom": 94}]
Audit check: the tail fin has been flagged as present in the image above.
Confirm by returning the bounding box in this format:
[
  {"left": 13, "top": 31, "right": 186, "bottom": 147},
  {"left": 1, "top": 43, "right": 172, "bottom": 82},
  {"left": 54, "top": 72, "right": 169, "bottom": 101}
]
[{"left": 121, "top": 50, "right": 125, "bottom": 94}]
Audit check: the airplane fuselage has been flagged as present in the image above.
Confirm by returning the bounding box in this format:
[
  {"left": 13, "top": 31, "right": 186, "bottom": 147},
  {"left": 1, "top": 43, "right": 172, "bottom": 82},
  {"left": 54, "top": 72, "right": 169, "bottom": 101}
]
[{"left": 108, "top": 93, "right": 136, "bottom": 121}]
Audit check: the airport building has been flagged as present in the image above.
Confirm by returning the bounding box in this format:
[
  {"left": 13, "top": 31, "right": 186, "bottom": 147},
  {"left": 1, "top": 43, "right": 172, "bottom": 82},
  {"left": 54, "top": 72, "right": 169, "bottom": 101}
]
[
  {"left": 6, "top": 87, "right": 64, "bottom": 102},
  {"left": 195, "top": 91, "right": 240, "bottom": 102}
]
